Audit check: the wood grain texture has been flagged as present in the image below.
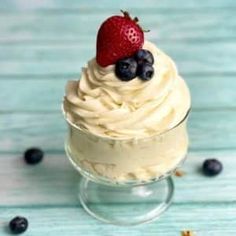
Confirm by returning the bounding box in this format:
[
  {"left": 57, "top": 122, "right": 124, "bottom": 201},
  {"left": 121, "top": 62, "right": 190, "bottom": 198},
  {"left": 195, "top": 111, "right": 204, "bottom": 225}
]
[
  {"left": 0, "top": 204, "right": 235, "bottom": 236},
  {"left": 0, "top": 41, "right": 235, "bottom": 76},
  {"left": 1, "top": 0, "right": 236, "bottom": 10},
  {"left": 0, "top": 75, "right": 235, "bottom": 112},
  {"left": 0, "top": 40, "right": 236, "bottom": 74},
  {"left": 0, "top": 10, "right": 235, "bottom": 42},
  {"left": 1, "top": 0, "right": 236, "bottom": 234},
  {"left": 0, "top": 152, "right": 235, "bottom": 206},
  {"left": 1, "top": 110, "right": 236, "bottom": 153}
]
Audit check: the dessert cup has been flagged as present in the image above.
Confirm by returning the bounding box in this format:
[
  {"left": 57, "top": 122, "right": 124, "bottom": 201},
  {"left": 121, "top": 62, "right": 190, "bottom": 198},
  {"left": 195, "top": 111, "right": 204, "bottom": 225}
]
[{"left": 63, "top": 107, "right": 190, "bottom": 226}]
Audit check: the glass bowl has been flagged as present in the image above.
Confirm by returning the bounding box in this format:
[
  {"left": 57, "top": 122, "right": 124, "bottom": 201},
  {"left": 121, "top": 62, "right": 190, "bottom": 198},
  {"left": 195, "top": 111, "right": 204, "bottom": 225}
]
[{"left": 63, "top": 107, "right": 190, "bottom": 226}]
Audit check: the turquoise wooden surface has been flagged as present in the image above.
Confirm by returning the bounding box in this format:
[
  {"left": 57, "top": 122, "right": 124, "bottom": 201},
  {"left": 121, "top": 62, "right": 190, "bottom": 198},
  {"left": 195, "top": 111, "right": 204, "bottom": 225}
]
[{"left": 1, "top": 0, "right": 236, "bottom": 235}]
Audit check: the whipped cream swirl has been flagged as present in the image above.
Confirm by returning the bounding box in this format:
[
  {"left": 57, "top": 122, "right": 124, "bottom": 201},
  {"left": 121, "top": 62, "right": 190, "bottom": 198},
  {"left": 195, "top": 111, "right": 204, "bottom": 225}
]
[{"left": 63, "top": 41, "right": 190, "bottom": 139}]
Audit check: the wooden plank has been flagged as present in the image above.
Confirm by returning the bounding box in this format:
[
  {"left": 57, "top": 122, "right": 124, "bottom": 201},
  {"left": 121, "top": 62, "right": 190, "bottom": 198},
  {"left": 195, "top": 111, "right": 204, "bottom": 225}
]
[
  {"left": 0, "top": 154, "right": 78, "bottom": 206},
  {"left": 0, "top": 10, "right": 235, "bottom": 42},
  {"left": 0, "top": 79, "right": 66, "bottom": 112},
  {"left": 1, "top": 40, "right": 236, "bottom": 63},
  {"left": 0, "top": 110, "right": 236, "bottom": 152},
  {"left": 0, "top": 40, "right": 236, "bottom": 75},
  {"left": 0, "top": 152, "right": 235, "bottom": 206},
  {"left": 0, "top": 204, "right": 235, "bottom": 236},
  {"left": 1, "top": 0, "right": 236, "bottom": 10},
  {"left": 0, "top": 113, "right": 65, "bottom": 153},
  {"left": 0, "top": 76, "right": 235, "bottom": 112}
]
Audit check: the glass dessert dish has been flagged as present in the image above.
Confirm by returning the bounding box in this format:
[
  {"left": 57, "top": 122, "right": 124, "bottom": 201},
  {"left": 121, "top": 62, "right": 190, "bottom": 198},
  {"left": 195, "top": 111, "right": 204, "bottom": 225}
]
[
  {"left": 62, "top": 11, "right": 191, "bottom": 225},
  {"left": 63, "top": 107, "right": 190, "bottom": 226}
]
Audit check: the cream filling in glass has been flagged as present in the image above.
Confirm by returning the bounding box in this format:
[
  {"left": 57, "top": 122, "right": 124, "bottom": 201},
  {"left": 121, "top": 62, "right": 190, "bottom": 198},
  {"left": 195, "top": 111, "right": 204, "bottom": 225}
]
[{"left": 63, "top": 40, "right": 191, "bottom": 182}]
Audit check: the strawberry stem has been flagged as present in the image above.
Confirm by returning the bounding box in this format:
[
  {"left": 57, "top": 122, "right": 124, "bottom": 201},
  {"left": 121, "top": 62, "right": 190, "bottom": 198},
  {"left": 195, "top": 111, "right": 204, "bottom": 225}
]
[
  {"left": 120, "top": 10, "right": 131, "bottom": 19},
  {"left": 120, "top": 10, "right": 148, "bottom": 32},
  {"left": 134, "top": 16, "right": 139, "bottom": 22}
]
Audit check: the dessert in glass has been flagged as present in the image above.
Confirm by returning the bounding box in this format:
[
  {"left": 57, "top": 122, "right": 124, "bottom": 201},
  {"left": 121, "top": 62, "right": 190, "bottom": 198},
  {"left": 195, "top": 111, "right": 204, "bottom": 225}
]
[{"left": 62, "top": 11, "right": 191, "bottom": 225}]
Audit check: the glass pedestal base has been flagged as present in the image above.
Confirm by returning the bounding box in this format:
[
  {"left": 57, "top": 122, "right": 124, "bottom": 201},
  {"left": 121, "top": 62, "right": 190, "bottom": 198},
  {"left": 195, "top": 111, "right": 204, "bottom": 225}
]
[{"left": 78, "top": 177, "right": 174, "bottom": 226}]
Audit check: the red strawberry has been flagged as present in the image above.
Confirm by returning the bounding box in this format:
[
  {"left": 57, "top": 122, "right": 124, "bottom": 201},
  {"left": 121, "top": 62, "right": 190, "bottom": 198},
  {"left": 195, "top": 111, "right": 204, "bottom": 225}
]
[{"left": 96, "top": 11, "right": 144, "bottom": 67}]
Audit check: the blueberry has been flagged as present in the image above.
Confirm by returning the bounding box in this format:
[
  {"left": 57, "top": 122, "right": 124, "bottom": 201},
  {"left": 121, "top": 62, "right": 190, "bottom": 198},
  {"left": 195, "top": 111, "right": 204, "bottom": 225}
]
[
  {"left": 115, "top": 58, "right": 138, "bottom": 81},
  {"left": 24, "top": 148, "right": 44, "bottom": 165},
  {"left": 9, "top": 216, "right": 28, "bottom": 234},
  {"left": 202, "top": 159, "right": 223, "bottom": 176},
  {"left": 137, "top": 63, "right": 154, "bottom": 81},
  {"left": 135, "top": 49, "right": 154, "bottom": 65}
]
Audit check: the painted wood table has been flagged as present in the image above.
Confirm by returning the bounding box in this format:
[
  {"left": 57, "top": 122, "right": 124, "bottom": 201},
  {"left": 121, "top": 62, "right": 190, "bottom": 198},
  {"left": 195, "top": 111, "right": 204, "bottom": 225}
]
[{"left": 1, "top": 0, "right": 236, "bottom": 235}]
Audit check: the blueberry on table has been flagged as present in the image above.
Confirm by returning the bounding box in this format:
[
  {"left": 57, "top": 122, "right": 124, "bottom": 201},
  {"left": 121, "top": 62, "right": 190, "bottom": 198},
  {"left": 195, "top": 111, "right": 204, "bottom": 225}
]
[
  {"left": 115, "top": 57, "right": 138, "bottom": 81},
  {"left": 9, "top": 216, "right": 28, "bottom": 234},
  {"left": 202, "top": 159, "right": 223, "bottom": 176},
  {"left": 24, "top": 148, "right": 44, "bottom": 165},
  {"left": 134, "top": 49, "right": 154, "bottom": 65},
  {"left": 137, "top": 63, "right": 154, "bottom": 81}
]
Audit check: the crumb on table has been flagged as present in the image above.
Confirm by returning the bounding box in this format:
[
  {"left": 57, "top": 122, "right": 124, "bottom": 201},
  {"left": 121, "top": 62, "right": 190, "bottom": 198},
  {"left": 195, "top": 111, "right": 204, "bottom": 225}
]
[
  {"left": 181, "top": 230, "right": 196, "bottom": 236},
  {"left": 175, "top": 169, "right": 186, "bottom": 177}
]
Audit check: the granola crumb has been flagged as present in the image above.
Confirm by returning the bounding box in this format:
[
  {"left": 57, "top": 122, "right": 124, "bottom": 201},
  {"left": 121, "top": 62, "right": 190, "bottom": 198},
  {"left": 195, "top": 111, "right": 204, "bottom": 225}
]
[
  {"left": 181, "top": 230, "right": 196, "bottom": 236},
  {"left": 175, "top": 169, "right": 186, "bottom": 177}
]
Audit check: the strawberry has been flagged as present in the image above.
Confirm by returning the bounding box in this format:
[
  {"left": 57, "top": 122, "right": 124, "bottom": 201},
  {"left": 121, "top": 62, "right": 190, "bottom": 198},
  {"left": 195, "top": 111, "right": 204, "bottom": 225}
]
[{"left": 96, "top": 11, "right": 144, "bottom": 67}]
